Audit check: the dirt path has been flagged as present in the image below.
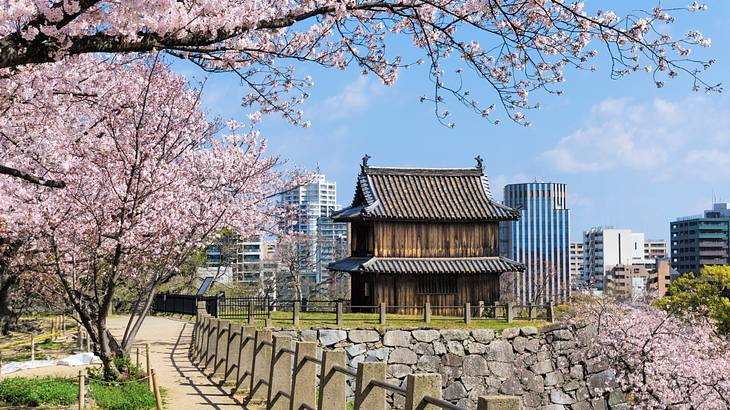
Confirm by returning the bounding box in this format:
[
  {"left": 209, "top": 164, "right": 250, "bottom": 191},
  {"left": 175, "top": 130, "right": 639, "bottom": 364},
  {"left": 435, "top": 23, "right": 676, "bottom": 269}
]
[{"left": 6, "top": 316, "right": 253, "bottom": 409}]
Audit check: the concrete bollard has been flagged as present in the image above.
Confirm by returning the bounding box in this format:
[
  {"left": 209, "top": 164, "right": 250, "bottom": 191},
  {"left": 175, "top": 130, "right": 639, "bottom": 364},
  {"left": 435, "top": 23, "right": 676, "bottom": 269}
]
[
  {"left": 267, "top": 336, "right": 293, "bottom": 410},
  {"left": 379, "top": 303, "right": 386, "bottom": 325},
  {"left": 319, "top": 350, "right": 347, "bottom": 410},
  {"left": 336, "top": 302, "right": 343, "bottom": 326},
  {"left": 405, "top": 373, "right": 442, "bottom": 410},
  {"left": 293, "top": 302, "right": 300, "bottom": 326},
  {"left": 214, "top": 320, "right": 229, "bottom": 378},
  {"left": 464, "top": 303, "right": 472, "bottom": 325},
  {"left": 506, "top": 302, "right": 514, "bottom": 324},
  {"left": 291, "top": 341, "right": 317, "bottom": 410},
  {"left": 225, "top": 323, "right": 242, "bottom": 385},
  {"left": 477, "top": 395, "right": 523, "bottom": 410},
  {"left": 206, "top": 318, "right": 218, "bottom": 370},
  {"left": 249, "top": 329, "right": 272, "bottom": 401},
  {"left": 235, "top": 326, "right": 256, "bottom": 394},
  {"left": 424, "top": 302, "right": 431, "bottom": 324},
  {"left": 355, "top": 361, "right": 386, "bottom": 410}
]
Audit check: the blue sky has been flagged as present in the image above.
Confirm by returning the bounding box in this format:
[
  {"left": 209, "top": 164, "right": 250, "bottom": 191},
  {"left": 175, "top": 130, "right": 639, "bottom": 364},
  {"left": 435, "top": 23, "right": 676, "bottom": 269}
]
[{"left": 174, "top": 1, "right": 729, "bottom": 242}]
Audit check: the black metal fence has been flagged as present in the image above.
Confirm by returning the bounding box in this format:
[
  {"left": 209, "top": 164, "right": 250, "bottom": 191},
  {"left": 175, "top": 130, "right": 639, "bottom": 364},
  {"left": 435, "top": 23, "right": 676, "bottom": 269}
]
[
  {"left": 217, "top": 296, "right": 271, "bottom": 320},
  {"left": 152, "top": 293, "right": 221, "bottom": 317}
]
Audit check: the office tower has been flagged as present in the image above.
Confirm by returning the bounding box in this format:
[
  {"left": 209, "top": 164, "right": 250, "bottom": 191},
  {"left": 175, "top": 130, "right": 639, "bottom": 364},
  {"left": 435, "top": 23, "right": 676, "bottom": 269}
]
[
  {"left": 582, "top": 227, "right": 647, "bottom": 290},
  {"left": 671, "top": 203, "right": 730, "bottom": 274},
  {"left": 569, "top": 242, "right": 584, "bottom": 288}
]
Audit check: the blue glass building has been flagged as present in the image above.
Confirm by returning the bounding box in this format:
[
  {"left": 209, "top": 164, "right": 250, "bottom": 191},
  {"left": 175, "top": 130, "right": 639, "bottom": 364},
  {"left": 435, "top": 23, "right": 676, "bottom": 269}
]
[{"left": 502, "top": 182, "right": 571, "bottom": 304}]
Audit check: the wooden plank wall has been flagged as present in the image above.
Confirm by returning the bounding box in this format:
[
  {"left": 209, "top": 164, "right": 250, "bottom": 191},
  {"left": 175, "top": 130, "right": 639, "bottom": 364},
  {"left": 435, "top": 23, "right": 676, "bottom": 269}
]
[{"left": 350, "top": 221, "right": 500, "bottom": 257}]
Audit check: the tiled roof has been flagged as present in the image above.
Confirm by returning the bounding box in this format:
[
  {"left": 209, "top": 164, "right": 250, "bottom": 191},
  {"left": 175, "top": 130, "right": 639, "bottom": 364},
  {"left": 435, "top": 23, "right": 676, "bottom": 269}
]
[
  {"left": 328, "top": 256, "right": 525, "bottom": 274},
  {"left": 332, "top": 165, "right": 518, "bottom": 222}
]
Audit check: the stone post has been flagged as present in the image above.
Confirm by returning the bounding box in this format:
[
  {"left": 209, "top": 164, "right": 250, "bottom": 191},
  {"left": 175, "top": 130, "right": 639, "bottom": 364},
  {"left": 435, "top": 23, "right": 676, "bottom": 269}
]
[
  {"left": 336, "top": 302, "right": 344, "bottom": 326},
  {"left": 405, "top": 374, "right": 442, "bottom": 410},
  {"left": 477, "top": 396, "right": 523, "bottom": 410},
  {"left": 424, "top": 302, "right": 431, "bottom": 324},
  {"left": 546, "top": 302, "right": 555, "bottom": 323},
  {"left": 464, "top": 303, "right": 472, "bottom": 325},
  {"left": 267, "top": 336, "right": 293, "bottom": 410},
  {"left": 355, "top": 362, "right": 386, "bottom": 410},
  {"left": 225, "top": 323, "right": 242, "bottom": 385},
  {"left": 478, "top": 301, "right": 485, "bottom": 318},
  {"left": 293, "top": 302, "right": 300, "bottom": 326},
  {"left": 291, "top": 341, "right": 318, "bottom": 410},
  {"left": 206, "top": 318, "right": 218, "bottom": 371},
  {"left": 506, "top": 302, "right": 514, "bottom": 324},
  {"left": 235, "top": 326, "right": 256, "bottom": 394},
  {"left": 249, "top": 329, "right": 272, "bottom": 401},
  {"left": 379, "top": 303, "right": 386, "bottom": 325},
  {"left": 319, "top": 350, "right": 347, "bottom": 410},
  {"left": 214, "top": 320, "right": 229, "bottom": 378}
]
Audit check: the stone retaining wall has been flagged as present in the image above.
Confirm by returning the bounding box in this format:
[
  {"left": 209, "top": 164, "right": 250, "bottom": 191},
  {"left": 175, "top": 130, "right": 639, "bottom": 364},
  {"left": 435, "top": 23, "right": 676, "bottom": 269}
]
[{"left": 270, "top": 324, "right": 624, "bottom": 410}]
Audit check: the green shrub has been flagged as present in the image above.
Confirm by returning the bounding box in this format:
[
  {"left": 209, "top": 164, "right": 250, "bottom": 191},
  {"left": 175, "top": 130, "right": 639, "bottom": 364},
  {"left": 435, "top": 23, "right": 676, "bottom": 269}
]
[
  {"left": 0, "top": 377, "right": 78, "bottom": 407},
  {"left": 90, "top": 380, "right": 156, "bottom": 410}
]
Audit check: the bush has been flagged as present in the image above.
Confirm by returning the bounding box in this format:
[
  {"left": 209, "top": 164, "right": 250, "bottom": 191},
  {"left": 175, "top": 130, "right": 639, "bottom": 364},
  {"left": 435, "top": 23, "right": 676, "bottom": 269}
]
[
  {"left": 90, "top": 380, "right": 157, "bottom": 410},
  {"left": 0, "top": 377, "right": 78, "bottom": 407}
]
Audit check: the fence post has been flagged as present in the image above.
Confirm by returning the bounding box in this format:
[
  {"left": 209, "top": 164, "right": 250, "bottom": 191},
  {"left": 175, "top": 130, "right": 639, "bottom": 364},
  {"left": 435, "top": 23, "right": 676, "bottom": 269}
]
[
  {"left": 151, "top": 369, "right": 163, "bottom": 410},
  {"left": 207, "top": 318, "right": 219, "bottom": 371},
  {"left": 405, "top": 373, "right": 442, "bottom": 410},
  {"left": 464, "top": 303, "right": 472, "bottom": 325},
  {"left": 136, "top": 347, "right": 140, "bottom": 369},
  {"left": 291, "top": 341, "right": 318, "bottom": 410},
  {"left": 506, "top": 302, "right": 514, "bottom": 324},
  {"left": 293, "top": 302, "right": 300, "bottom": 326},
  {"left": 546, "top": 302, "right": 554, "bottom": 323},
  {"left": 248, "top": 301, "right": 255, "bottom": 326},
  {"left": 424, "top": 302, "right": 431, "bottom": 324},
  {"left": 235, "top": 325, "right": 256, "bottom": 394},
  {"left": 477, "top": 396, "right": 523, "bottom": 410},
  {"left": 197, "top": 317, "right": 209, "bottom": 365},
  {"left": 146, "top": 343, "right": 153, "bottom": 391},
  {"left": 78, "top": 370, "right": 85, "bottom": 410},
  {"left": 225, "top": 323, "right": 242, "bottom": 386},
  {"left": 30, "top": 333, "right": 35, "bottom": 361},
  {"left": 355, "top": 361, "right": 386, "bottom": 410},
  {"left": 267, "top": 336, "right": 293, "bottom": 410},
  {"left": 319, "top": 350, "right": 347, "bottom": 410},
  {"left": 336, "top": 302, "right": 343, "bottom": 326},
  {"left": 265, "top": 318, "right": 273, "bottom": 328},
  {"left": 250, "top": 329, "right": 272, "bottom": 401},
  {"left": 379, "top": 302, "right": 386, "bottom": 325},
  {"left": 214, "top": 320, "right": 229, "bottom": 378}
]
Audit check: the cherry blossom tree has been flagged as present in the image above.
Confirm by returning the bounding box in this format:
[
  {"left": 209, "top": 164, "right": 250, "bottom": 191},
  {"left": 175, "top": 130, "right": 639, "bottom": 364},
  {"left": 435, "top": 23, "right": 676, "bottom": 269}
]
[
  {"left": 1, "top": 57, "right": 302, "bottom": 378},
  {"left": 573, "top": 297, "right": 730, "bottom": 408},
  {"left": 0, "top": 1, "right": 720, "bottom": 187}
]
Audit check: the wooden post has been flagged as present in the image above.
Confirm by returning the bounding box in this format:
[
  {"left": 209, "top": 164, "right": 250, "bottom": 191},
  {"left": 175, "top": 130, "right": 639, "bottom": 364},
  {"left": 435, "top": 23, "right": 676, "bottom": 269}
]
[
  {"left": 336, "top": 302, "right": 343, "bottom": 326},
  {"left": 477, "top": 395, "right": 522, "bottom": 410},
  {"left": 355, "top": 362, "right": 386, "bottom": 410},
  {"left": 151, "top": 369, "right": 163, "bottom": 410},
  {"left": 464, "top": 303, "right": 472, "bottom": 325},
  {"left": 478, "top": 301, "right": 485, "bottom": 318},
  {"left": 235, "top": 326, "right": 256, "bottom": 394},
  {"left": 379, "top": 302, "right": 386, "bottom": 325},
  {"left": 405, "top": 373, "right": 442, "bottom": 410},
  {"left": 546, "top": 302, "right": 555, "bottom": 323},
  {"left": 78, "top": 370, "right": 85, "bottom": 410},
  {"left": 424, "top": 302, "right": 431, "bottom": 324},
  {"left": 250, "top": 329, "right": 272, "bottom": 401},
  {"left": 506, "top": 302, "right": 514, "bottom": 324},
  {"left": 319, "top": 350, "right": 347, "bottom": 410},
  {"left": 267, "top": 336, "right": 293, "bottom": 410},
  {"left": 248, "top": 301, "right": 255, "bottom": 325},
  {"left": 293, "top": 302, "right": 300, "bottom": 326},
  {"left": 30, "top": 333, "right": 35, "bottom": 361},
  {"left": 291, "top": 341, "right": 317, "bottom": 410},
  {"left": 146, "top": 343, "right": 153, "bottom": 391}
]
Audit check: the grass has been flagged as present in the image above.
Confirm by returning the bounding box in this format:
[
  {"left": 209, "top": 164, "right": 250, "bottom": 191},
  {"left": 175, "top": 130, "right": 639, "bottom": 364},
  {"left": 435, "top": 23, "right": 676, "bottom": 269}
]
[
  {"left": 0, "top": 376, "right": 158, "bottom": 409},
  {"left": 220, "top": 311, "right": 547, "bottom": 330}
]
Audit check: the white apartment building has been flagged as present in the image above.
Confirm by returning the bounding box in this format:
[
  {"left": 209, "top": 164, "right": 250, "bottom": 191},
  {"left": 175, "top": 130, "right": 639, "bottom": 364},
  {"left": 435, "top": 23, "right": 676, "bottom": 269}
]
[
  {"left": 582, "top": 227, "right": 647, "bottom": 290},
  {"left": 569, "top": 242, "right": 584, "bottom": 288},
  {"left": 282, "top": 174, "right": 348, "bottom": 283}
]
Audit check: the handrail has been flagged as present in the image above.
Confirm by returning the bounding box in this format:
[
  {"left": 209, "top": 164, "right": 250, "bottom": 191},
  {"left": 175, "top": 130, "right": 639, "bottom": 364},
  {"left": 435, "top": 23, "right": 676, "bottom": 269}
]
[
  {"left": 303, "top": 355, "right": 322, "bottom": 365},
  {"left": 331, "top": 365, "right": 357, "bottom": 378},
  {"left": 369, "top": 379, "right": 407, "bottom": 395},
  {"left": 423, "top": 396, "right": 467, "bottom": 410}
]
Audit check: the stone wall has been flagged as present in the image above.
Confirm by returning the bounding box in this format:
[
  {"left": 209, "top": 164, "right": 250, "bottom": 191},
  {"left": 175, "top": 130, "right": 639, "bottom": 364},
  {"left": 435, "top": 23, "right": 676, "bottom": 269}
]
[{"left": 270, "top": 324, "right": 623, "bottom": 410}]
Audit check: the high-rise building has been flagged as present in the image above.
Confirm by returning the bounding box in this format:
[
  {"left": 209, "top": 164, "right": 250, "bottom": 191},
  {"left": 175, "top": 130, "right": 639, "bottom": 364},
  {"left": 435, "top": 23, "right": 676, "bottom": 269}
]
[
  {"left": 671, "top": 203, "right": 730, "bottom": 275},
  {"left": 282, "top": 174, "right": 349, "bottom": 282},
  {"left": 569, "top": 242, "right": 584, "bottom": 288},
  {"left": 582, "top": 227, "right": 647, "bottom": 290},
  {"left": 605, "top": 259, "right": 675, "bottom": 300},
  {"left": 644, "top": 240, "right": 668, "bottom": 261},
  {"left": 502, "top": 182, "right": 571, "bottom": 304}
]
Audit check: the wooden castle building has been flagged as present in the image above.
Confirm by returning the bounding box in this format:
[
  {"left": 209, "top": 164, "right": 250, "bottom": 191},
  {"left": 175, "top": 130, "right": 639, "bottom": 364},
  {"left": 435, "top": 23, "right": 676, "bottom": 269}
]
[{"left": 329, "top": 156, "right": 524, "bottom": 311}]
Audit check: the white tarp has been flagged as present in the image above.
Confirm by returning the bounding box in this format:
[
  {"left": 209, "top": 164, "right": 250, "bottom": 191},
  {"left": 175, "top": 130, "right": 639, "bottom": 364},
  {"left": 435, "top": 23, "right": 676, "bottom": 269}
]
[{"left": 0, "top": 352, "right": 101, "bottom": 375}]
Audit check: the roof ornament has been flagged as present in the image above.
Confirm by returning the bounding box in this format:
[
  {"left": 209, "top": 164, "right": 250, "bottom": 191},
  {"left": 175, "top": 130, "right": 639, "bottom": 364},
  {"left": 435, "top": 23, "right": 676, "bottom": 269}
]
[
  {"left": 361, "top": 154, "right": 371, "bottom": 170},
  {"left": 474, "top": 155, "right": 484, "bottom": 171}
]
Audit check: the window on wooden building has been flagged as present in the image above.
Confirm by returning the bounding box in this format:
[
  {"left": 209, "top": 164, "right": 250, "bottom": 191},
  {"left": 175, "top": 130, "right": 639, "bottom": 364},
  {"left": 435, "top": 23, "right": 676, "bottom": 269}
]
[{"left": 416, "top": 276, "right": 457, "bottom": 294}]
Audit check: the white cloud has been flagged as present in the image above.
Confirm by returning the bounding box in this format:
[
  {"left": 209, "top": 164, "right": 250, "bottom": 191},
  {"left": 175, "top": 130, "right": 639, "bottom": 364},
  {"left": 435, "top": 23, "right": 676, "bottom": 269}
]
[
  {"left": 542, "top": 97, "right": 730, "bottom": 178},
  {"left": 313, "top": 76, "right": 385, "bottom": 120}
]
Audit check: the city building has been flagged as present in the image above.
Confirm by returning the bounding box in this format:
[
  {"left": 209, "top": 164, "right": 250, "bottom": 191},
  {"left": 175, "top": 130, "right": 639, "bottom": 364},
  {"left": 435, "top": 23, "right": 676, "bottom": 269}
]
[
  {"left": 569, "top": 242, "right": 584, "bottom": 288},
  {"left": 605, "top": 258, "right": 674, "bottom": 300},
  {"left": 582, "top": 227, "right": 647, "bottom": 290},
  {"left": 502, "top": 182, "right": 571, "bottom": 304},
  {"left": 671, "top": 203, "right": 730, "bottom": 275},
  {"left": 647, "top": 259, "right": 674, "bottom": 297},
  {"left": 329, "top": 156, "right": 524, "bottom": 312},
  {"left": 282, "top": 174, "right": 349, "bottom": 283},
  {"left": 644, "top": 240, "right": 668, "bottom": 260}
]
